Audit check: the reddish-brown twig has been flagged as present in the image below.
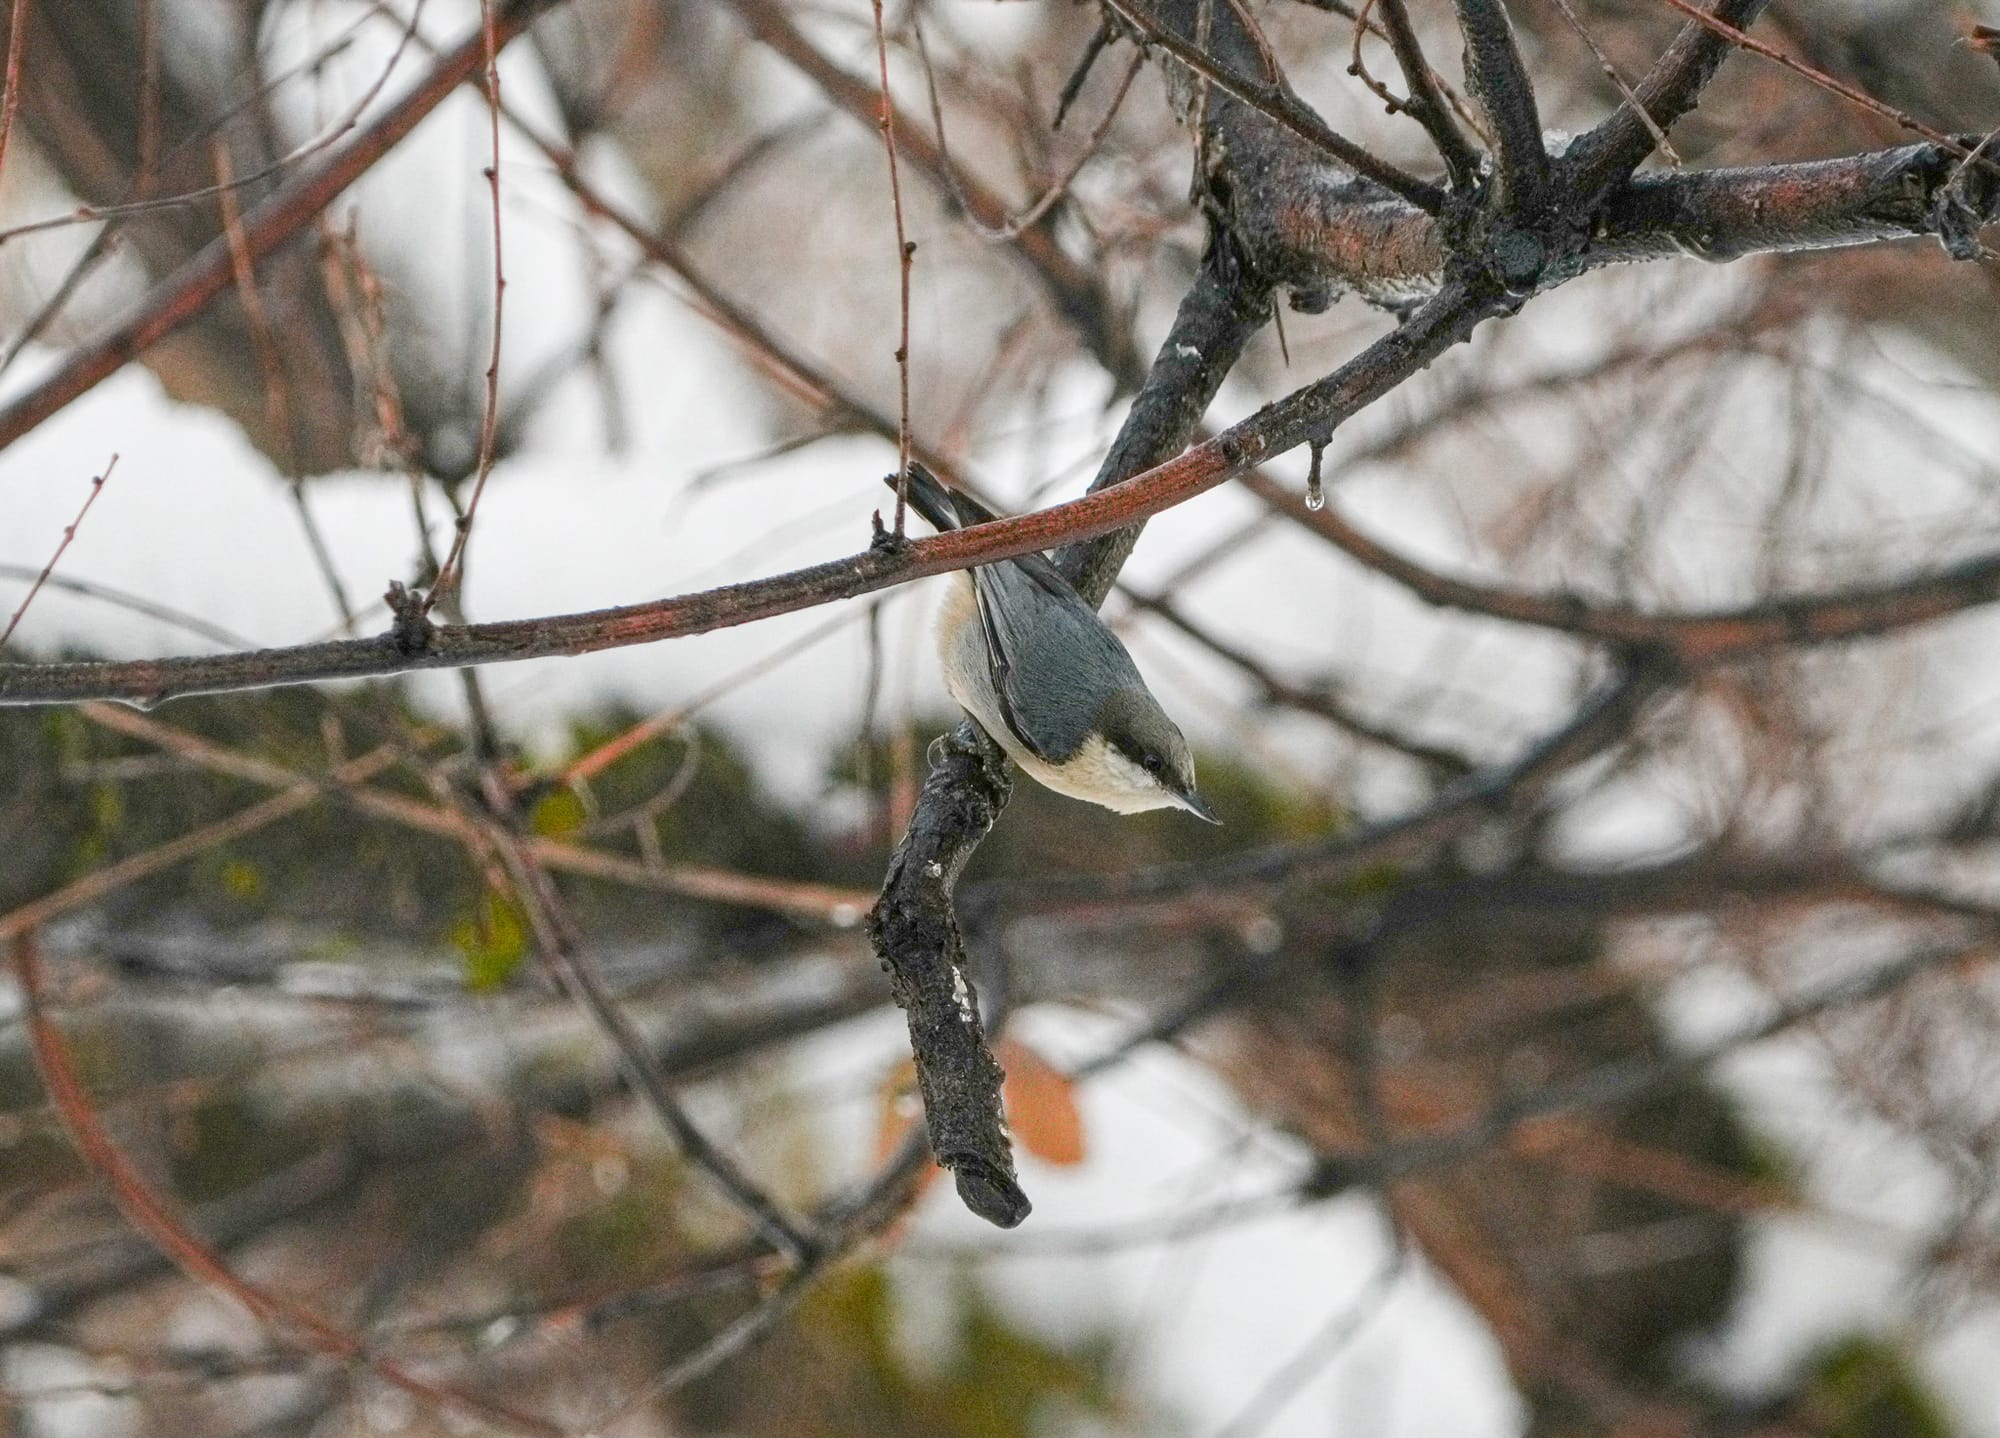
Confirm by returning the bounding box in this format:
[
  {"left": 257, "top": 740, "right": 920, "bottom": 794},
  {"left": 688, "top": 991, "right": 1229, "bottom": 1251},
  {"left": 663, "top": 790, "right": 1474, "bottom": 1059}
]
[
  {"left": 1, "top": 455, "right": 118, "bottom": 649},
  {"left": 869, "top": 0, "right": 915, "bottom": 535},
  {"left": 426, "top": 0, "right": 508, "bottom": 612},
  {"left": 0, "top": 290, "right": 1483, "bottom": 707},
  {"left": 12, "top": 934, "right": 567, "bottom": 1438},
  {"left": 0, "top": 0, "right": 28, "bottom": 188},
  {"left": 0, "top": 739, "right": 414, "bottom": 944},
  {"left": 71, "top": 701, "right": 876, "bottom": 923}
]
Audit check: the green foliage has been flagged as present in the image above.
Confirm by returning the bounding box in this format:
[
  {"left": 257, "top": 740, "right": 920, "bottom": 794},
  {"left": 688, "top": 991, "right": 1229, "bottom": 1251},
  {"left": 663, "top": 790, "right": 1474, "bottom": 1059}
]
[
  {"left": 168, "top": 1092, "right": 318, "bottom": 1204},
  {"left": 1793, "top": 1335, "right": 1955, "bottom": 1438},
  {"left": 529, "top": 785, "right": 588, "bottom": 837},
  {"left": 687, "top": 1262, "right": 1169, "bottom": 1438},
  {"left": 0, "top": 670, "right": 836, "bottom": 958},
  {"left": 452, "top": 888, "right": 530, "bottom": 990},
  {"left": 552, "top": 1156, "right": 690, "bottom": 1285}
]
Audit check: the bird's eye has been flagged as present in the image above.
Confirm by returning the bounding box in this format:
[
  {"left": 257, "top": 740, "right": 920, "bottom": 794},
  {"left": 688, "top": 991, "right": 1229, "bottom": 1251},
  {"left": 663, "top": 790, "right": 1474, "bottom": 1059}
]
[{"left": 1143, "top": 755, "right": 1164, "bottom": 775}]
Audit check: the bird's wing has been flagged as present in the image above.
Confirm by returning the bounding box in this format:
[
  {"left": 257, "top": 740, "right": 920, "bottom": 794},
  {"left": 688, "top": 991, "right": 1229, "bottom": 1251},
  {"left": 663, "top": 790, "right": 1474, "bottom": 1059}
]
[{"left": 969, "top": 555, "right": 1140, "bottom": 762}]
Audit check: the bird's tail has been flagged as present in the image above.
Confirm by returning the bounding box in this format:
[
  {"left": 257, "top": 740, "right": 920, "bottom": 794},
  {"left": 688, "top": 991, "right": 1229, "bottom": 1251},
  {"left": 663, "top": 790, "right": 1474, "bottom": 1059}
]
[{"left": 885, "top": 462, "right": 998, "bottom": 533}]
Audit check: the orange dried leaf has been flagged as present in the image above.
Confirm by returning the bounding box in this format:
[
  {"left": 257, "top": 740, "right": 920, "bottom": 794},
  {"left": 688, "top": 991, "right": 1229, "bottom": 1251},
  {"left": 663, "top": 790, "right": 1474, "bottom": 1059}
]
[
  {"left": 874, "top": 1057, "right": 920, "bottom": 1165},
  {"left": 996, "top": 1038, "right": 1087, "bottom": 1167}
]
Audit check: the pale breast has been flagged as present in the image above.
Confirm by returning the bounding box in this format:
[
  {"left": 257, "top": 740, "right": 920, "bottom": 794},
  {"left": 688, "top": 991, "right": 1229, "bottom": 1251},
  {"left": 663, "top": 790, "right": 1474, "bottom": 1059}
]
[{"left": 933, "top": 575, "right": 1179, "bottom": 814}]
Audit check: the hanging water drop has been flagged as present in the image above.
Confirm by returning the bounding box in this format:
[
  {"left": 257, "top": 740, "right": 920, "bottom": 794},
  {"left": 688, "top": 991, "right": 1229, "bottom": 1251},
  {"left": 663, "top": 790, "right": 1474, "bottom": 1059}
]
[{"left": 1305, "top": 441, "right": 1326, "bottom": 512}]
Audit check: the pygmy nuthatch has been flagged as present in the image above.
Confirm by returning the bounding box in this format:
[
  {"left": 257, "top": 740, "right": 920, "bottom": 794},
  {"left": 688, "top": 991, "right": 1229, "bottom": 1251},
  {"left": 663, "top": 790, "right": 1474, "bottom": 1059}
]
[{"left": 892, "top": 464, "right": 1219, "bottom": 822}]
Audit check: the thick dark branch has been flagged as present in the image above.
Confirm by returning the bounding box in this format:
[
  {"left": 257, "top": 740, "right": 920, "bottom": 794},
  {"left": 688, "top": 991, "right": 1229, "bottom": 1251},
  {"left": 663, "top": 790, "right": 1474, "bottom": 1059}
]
[
  {"left": 1560, "top": 0, "right": 1771, "bottom": 202},
  {"left": 1249, "top": 140, "right": 2000, "bottom": 307},
  {"left": 1061, "top": 252, "right": 1273, "bottom": 604},
  {"left": 1376, "top": 0, "right": 1480, "bottom": 190},
  {"left": 0, "top": 0, "right": 567, "bottom": 458},
  {"left": 865, "top": 249, "right": 1279, "bottom": 1227},
  {"left": 866, "top": 723, "right": 1022, "bottom": 1225},
  {"left": 1449, "top": 0, "right": 1550, "bottom": 210}
]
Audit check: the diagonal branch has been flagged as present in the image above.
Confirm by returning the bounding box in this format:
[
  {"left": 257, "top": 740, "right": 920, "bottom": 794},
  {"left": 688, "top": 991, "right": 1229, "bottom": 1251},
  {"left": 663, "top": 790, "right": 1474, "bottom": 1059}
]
[
  {"left": 0, "top": 286, "right": 1493, "bottom": 712},
  {"left": 1308, "top": 939, "right": 1989, "bottom": 1193},
  {"left": 464, "top": 792, "right": 818, "bottom": 1264},
  {"left": 0, "top": 0, "right": 567, "bottom": 458},
  {"left": 1375, "top": 0, "right": 1480, "bottom": 190},
  {"left": 1011, "top": 660, "right": 1666, "bottom": 904},
  {"left": 1449, "top": 0, "right": 1550, "bottom": 210},
  {"left": 13, "top": 935, "right": 568, "bottom": 1438},
  {"left": 1098, "top": 0, "right": 1448, "bottom": 212},
  {"left": 1244, "top": 471, "right": 2000, "bottom": 664},
  {"left": 1561, "top": 0, "right": 1771, "bottom": 202},
  {"left": 721, "top": 0, "right": 1142, "bottom": 384},
  {"left": 62, "top": 701, "right": 872, "bottom": 922}
]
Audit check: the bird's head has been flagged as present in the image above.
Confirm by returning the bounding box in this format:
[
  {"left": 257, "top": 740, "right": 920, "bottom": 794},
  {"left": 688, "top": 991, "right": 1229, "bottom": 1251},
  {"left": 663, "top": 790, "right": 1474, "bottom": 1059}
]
[{"left": 1086, "top": 686, "right": 1219, "bottom": 821}]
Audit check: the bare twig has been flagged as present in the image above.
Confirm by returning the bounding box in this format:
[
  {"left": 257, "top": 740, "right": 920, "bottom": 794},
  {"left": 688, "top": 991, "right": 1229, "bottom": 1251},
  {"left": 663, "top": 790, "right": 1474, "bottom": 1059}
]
[
  {"left": 426, "top": 0, "right": 510, "bottom": 611},
  {"left": 1561, "top": 0, "right": 1770, "bottom": 200},
  {"left": 869, "top": 0, "right": 915, "bottom": 534},
  {"left": 1210, "top": 1242, "right": 1406, "bottom": 1438},
  {"left": 213, "top": 138, "right": 357, "bottom": 628},
  {"left": 67, "top": 701, "right": 874, "bottom": 923},
  {"left": 1372, "top": 0, "right": 1480, "bottom": 188},
  {"left": 0, "top": 564, "right": 253, "bottom": 649},
  {"left": 1, "top": 455, "right": 118, "bottom": 649},
  {"left": 916, "top": 24, "right": 1145, "bottom": 242},
  {"left": 1099, "top": 0, "right": 1448, "bottom": 212},
  {"left": 0, "top": 287, "right": 1490, "bottom": 709},
  {"left": 1650, "top": 0, "right": 1994, "bottom": 162},
  {"left": 1306, "top": 941, "right": 1993, "bottom": 1193},
  {"left": 466, "top": 799, "right": 819, "bottom": 1264},
  {"left": 0, "top": 3, "right": 419, "bottom": 250},
  {"left": 0, "top": 0, "right": 27, "bottom": 187},
  {"left": 724, "top": 0, "right": 1142, "bottom": 383},
  {"left": 1241, "top": 469, "right": 2000, "bottom": 665},
  {"left": 1546, "top": 0, "right": 1681, "bottom": 166}
]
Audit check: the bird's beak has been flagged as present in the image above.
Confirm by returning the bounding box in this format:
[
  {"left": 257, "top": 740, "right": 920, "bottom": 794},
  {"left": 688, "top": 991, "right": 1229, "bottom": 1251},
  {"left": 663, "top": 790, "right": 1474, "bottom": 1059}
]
[{"left": 1175, "top": 787, "right": 1222, "bottom": 824}]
